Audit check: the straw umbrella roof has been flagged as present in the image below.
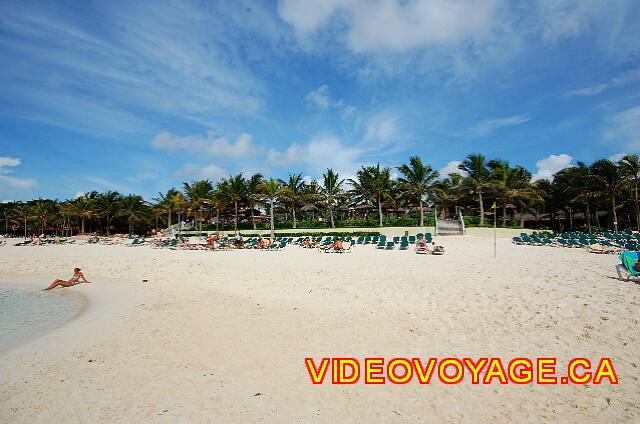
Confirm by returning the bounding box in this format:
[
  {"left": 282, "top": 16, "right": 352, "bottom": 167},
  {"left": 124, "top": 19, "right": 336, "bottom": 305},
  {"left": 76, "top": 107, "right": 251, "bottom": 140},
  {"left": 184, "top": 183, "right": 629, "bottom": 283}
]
[
  {"left": 354, "top": 203, "right": 373, "bottom": 210},
  {"left": 299, "top": 203, "right": 319, "bottom": 212},
  {"left": 336, "top": 205, "right": 350, "bottom": 211},
  {"left": 410, "top": 206, "right": 434, "bottom": 212}
]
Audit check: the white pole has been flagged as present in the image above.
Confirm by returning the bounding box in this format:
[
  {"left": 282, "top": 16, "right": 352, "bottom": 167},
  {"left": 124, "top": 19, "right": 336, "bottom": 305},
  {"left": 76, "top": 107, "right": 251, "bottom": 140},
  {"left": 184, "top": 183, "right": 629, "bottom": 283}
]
[{"left": 493, "top": 207, "right": 497, "bottom": 258}]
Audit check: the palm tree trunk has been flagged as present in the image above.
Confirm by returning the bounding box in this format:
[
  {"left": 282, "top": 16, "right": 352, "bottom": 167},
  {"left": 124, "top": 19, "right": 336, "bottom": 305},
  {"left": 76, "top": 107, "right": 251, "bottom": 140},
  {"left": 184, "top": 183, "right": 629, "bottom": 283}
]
[
  {"left": 81, "top": 219, "right": 85, "bottom": 235},
  {"left": 251, "top": 206, "right": 256, "bottom": 230},
  {"left": 502, "top": 203, "right": 507, "bottom": 227},
  {"left": 216, "top": 208, "right": 220, "bottom": 235},
  {"left": 478, "top": 191, "right": 484, "bottom": 226},
  {"left": 378, "top": 194, "right": 383, "bottom": 227},
  {"left": 167, "top": 210, "right": 172, "bottom": 229},
  {"left": 270, "top": 199, "right": 275, "bottom": 239},
  {"left": 234, "top": 201, "right": 238, "bottom": 232},
  {"left": 612, "top": 197, "right": 618, "bottom": 232},
  {"left": 520, "top": 203, "right": 525, "bottom": 228},
  {"left": 569, "top": 205, "right": 573, "bottom": 230},
  {"left": 129, "top": 217, "right": 133, "bottom": 235},
  {"left": 24, "top": 217, "right": 27, "bottom": 238},
  {"left": 292, "top": 205, "right": 297, "bottom": 229},
  {"left": 634, "top": 182, "right": 639, "bottom": 231},
  {"left": 586, "top": 200, "right": 592, "bottom": 234},
  {"left": 419, "top": 198, "right": 424, "bottom": 227},
  {"left": 329, "top": 205, "right": 335, "bottom": 228}
]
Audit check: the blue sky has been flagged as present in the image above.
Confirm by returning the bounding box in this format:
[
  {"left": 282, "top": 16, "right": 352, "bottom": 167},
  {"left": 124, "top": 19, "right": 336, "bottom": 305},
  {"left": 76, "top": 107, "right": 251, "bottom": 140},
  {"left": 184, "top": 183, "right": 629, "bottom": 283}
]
[{"left": 1, "top": 0, "right": 639, "bottom": 201}]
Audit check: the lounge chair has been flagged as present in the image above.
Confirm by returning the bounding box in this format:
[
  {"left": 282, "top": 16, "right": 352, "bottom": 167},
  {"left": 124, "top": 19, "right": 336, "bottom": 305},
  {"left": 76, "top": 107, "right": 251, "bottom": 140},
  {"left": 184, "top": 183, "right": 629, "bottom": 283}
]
[{"left": 616, "top": 252, "right": 640, "bottom": 281}]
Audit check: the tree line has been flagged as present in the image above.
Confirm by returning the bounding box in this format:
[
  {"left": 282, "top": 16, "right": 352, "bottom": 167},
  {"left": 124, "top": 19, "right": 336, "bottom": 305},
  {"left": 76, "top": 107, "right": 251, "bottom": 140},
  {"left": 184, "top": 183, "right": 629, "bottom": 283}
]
[{"left": 1, "top": 153, "right": 639, "bottom": 237}]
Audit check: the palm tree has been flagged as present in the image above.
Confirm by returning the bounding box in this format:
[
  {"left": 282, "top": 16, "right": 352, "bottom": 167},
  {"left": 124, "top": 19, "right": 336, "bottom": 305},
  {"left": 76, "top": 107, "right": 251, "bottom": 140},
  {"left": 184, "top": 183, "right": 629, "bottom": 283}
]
[
  {"left": 591, "top": 159, "right": 625, "bottom": 231},
  {"left": 320, "top": 169, "right": 344, "bottom": 228},
  {"left": 487, "top": 160, "right": 540, "bottom": 227},
  {"left": 13, "top": 203, "right": 31, "bottom": 238},
  {"left": 350, "top": 164, "right": 393, "bottom": 226},
  {"left": 459, "top": 154, "right": 491, "bottom": 226},
  {"left": 0, "top": 201, "right": 17, "bottom": 236},
  {"left": 118, "top": 194, "right": 148, "bottom": 235},
  {"left": 246, "top": 173, "right": 264, "bottom": 230},
  {"left": 183, "top": 179, "right": 214, "bottom": 236},
  {"left": 219, "top": 174, "right": 246, "bottom": 232},
  {"left": 154, "top": 188, "right": 180, "bottom": 229},
  {"left": 281, "top": 173, "right": 306, "bottom": 229},
  {"left": 71, "top": 196, "right": 96, "bottom": 234},
  {"left": 96, "top": 191, "right": 122, "bottom": 234},
  {"left": 619, "top": 154, "right": 640, "bottom": 231},
  {"left": 433, "top": 173, "right": 464, "bottom": 214},
  {"left": 257, "top": 178, "right": 285, "bottom": 239},
  {"left": 29, "top": 199, "right": 56, "bottom": 235},
  {"left": 397, "top": 156, "right": 440, "bottom": 227},
  {"left": 209, "top": 186, "right": 227, "bottom": 234}
]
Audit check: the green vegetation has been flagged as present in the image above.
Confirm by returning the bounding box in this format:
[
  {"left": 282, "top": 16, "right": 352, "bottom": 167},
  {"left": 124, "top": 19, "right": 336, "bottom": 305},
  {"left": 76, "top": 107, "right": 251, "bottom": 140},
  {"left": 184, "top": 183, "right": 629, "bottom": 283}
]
[{"left": 2, "top": 153, "right": 639, "bottom": 236}]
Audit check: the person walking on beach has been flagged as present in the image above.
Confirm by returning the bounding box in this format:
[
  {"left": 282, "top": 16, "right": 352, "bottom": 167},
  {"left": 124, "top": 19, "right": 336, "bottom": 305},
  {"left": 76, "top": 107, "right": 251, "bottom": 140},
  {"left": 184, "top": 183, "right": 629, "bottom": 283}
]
[{"left": 43, "top": 268, "right": 91, "bottom": 290}]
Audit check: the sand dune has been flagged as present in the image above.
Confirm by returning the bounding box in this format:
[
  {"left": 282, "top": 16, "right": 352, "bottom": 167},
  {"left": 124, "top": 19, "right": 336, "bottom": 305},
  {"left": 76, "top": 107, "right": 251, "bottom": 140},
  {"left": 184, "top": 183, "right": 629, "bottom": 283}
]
[{"left": 1, "top": 237, "right": 638, "bottom": 423}]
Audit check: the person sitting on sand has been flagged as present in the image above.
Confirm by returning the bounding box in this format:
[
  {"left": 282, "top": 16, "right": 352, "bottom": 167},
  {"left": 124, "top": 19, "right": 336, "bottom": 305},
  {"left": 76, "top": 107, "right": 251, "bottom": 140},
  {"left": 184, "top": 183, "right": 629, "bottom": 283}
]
[
  {"left": 324, "top": 238, "right": 343, "bottom": 251},
  {"left": 43, "top": 268, "right": 91, "bottom": 290},
  {"left": 416, "top": 236, "right": 428, "bottom": 250},
  {"left": 258, "top": 237, "right": 271, "bottom": 249}
]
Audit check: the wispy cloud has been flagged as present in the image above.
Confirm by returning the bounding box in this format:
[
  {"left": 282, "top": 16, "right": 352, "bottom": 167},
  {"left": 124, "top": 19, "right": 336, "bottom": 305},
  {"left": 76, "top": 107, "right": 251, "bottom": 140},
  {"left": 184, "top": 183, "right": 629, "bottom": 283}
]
[
  {"left": 0, "top": 156, "right": 37, "bottom": 195},
  {"left": 469, "top": 114, "right": 531, "bottom": 137},
  {"left": 0, "top": 1, "right": 272, "bottom": 138},
  {"left": 567, "top": 68, "right": 640, "bottom": 96},
  {"left": 152, "top": 132, "right": 257, "bottom": 158},
  {"left": 604, "top": 105, "right": 640, "bottom": 150}
]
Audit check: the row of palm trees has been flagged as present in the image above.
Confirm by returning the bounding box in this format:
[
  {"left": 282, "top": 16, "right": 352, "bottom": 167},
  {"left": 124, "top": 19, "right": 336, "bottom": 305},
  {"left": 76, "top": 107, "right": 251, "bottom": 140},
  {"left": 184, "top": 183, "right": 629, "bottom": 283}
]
[{"left": 1, "top": 153, "right": 639, "bottom": 237}]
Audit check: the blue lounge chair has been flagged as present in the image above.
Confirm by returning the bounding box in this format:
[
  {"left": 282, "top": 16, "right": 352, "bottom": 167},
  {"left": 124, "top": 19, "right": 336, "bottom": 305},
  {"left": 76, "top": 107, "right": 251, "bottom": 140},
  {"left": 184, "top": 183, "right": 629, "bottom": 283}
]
[{"left": 617, "top": 252, "right": 640, "bottom": 281}]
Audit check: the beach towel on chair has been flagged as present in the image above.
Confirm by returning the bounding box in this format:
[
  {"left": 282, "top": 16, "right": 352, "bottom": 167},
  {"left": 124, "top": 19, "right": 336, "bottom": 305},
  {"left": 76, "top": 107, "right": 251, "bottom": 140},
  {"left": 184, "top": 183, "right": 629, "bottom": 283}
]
[{"left": 618, "top": 251, "right": 640, "bottom": 276}]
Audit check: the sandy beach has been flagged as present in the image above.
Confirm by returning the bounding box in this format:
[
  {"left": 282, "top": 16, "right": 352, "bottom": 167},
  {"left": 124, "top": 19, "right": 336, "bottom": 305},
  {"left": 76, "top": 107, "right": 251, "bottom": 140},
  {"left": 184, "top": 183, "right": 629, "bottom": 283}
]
[{"left": 0, "top": 237, "right": 639, "bottom": 423}]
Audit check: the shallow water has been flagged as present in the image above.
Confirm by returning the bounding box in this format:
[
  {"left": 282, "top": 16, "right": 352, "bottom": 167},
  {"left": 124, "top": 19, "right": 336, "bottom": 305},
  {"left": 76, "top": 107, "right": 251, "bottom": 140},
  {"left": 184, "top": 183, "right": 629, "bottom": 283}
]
[{"left": 0, "top": 285, "right": 84, "bottom": 353}]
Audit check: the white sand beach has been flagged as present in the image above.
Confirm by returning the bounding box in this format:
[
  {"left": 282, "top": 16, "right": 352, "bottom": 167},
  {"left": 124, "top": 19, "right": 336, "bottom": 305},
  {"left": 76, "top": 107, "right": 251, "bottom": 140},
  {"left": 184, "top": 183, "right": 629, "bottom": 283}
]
[{"left": 1, "top": 237, "right": 639, "bottom": 423}]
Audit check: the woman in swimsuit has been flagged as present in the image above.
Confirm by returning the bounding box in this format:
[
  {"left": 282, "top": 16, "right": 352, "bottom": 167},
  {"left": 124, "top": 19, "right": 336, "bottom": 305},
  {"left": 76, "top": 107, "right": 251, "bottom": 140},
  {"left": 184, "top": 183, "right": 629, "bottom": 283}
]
[{"left": 43, "top": 268, "right": 91, "bottom": 290}]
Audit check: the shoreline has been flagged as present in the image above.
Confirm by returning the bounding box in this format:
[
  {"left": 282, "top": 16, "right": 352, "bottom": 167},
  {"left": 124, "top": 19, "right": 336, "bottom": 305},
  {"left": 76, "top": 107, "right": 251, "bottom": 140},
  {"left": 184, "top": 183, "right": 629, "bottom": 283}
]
[{"left": 0, "top": 280, "right": 89, "bottom": 354}]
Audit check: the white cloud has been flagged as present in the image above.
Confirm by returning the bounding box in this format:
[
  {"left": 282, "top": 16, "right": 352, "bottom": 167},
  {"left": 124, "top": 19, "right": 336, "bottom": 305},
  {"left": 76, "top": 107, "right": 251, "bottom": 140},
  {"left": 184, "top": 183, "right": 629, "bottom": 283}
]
[
  {"left": 608, "top": 152, "right": 627, "bottom": 162},
  {"left": 152, "top": 132, "right": 256, "bottom": 158},
  {"left": 0, "top": 157, "right": 21, "bottom": 168},
  {"left": 364, "top": 113, "right": 400, "bottom": 143},
  {"left": 177, "top": 163, "right": 228, "bottom": 181},
  {"left": 74, "top": 191, "right": 85, "bottom": 199},
  {"left": 268, "top": 134, "right": 364, "bottom": 176},
  {"left": 469, "top": 114, "right": 531, "bottom": 137},
  {"left": 267, "top": 143, "right": 306, "bottom": 166},
  {"left": 304, "top": 84, "right": 332, "bottom": 109},
  {"left": 438, "top": 160, "right": 465, "bottom": 177},
  {"left": 532, "top": 154, "right": 574, "bottom": 180},
  {"left": 279, "top": 0, "right": 499, "bottom": 53},
  {"left": 604, "top": 106, "right": 640, "bottom": 151},
  {"left": 0, "top": 156, "right": 37, "bottom": 194},
  {"left": 567, "top": 69, "right": 640, "bottom": 96}
]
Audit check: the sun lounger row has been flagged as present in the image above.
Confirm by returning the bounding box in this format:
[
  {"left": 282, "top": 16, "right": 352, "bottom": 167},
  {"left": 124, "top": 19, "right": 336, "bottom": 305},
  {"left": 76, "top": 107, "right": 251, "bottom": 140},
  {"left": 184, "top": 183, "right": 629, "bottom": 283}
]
[{"left": 513, "top": 231, "right": 640, "bottom": 254}]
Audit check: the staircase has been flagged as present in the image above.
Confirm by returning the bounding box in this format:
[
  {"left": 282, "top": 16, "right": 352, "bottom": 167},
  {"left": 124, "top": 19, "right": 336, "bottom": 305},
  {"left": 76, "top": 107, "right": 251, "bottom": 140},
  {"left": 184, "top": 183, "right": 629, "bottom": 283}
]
[{"left": 435, "top": 211, "right": 465, "bottom": 236}]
